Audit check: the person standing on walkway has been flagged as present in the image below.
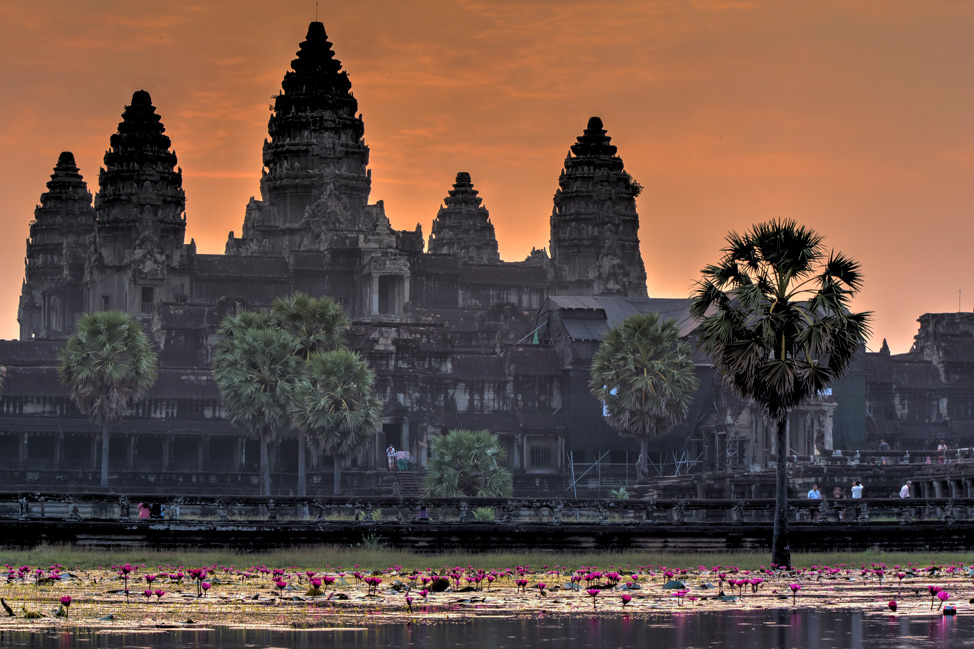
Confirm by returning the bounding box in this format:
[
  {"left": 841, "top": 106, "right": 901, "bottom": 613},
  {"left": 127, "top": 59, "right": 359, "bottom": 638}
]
[
  {"left": 879, "top": 439, "right": 890, "bottom": 465},
  {"left": 807, "top": 484, "right": 822, "bottom": 499},
  {"left": 899, "top": 480, "right": 912, "bottom": 498},
  {"left": 851, "top": 480, "right": 864, "bottom": 498},
  {"left": 386, "top": 446, "right": 396, "bottom": 471}
]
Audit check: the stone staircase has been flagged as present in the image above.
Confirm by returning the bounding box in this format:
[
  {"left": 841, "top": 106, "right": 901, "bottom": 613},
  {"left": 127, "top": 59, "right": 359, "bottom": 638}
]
[{"left": 394, "top": 472, "right": 425, "bottom": 498}]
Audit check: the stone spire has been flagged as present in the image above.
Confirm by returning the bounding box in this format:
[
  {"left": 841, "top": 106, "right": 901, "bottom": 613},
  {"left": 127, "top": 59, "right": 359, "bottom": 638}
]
[
  {"left": 549, "top": 117, "right": 647, "bottom": 297},
  {"left": 19, "top": 152, "right": 96, "bottom": 339},
  {"left": 235, "top": 22, "right": 371, "bottom": 253},
  {"left": 94, "top": 90, "right": 186, "bottom": 265},
  {"left": 428, "top": 172, "right": 500, "bottom": 263}
]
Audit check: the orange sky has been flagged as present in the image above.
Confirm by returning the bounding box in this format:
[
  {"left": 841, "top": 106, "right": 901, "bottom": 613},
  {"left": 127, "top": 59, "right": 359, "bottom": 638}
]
[{"left": 2, "top": 1, "right": 973, "bottom": 352}]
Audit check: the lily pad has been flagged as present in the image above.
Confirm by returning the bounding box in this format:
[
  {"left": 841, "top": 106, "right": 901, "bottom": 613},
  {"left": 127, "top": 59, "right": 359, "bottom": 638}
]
[{"left": 663, "top": 580, "right": 686, "bottom": 590}]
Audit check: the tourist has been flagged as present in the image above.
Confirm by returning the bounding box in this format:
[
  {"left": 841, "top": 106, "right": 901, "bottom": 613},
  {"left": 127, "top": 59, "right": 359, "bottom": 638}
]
[
  {"left": 879, "top": 438, "right": 890, "bottom": 465},
  {"left": 807, "top": 484, "right": 822, "bottom": 499},
  {"left": 396, "top": 449, "right": 410, "bottom": 471},
  {"left": 851, "top": 480, "right": 864, "bottom": 498},
  {"left": 137, "top": 502, "right": 151, "bottom": 520},
  {"left": 386, "top": 446, "right": 396, "bottom": 471},
  {"left": 937, "top": 440, "right": 948, "bottom": 464},
  {"left": 899, "top": 480, "right": 912, "bottom": 498},
  {"left": 832, "top": 486, "right": 844, "bottom": 499}
]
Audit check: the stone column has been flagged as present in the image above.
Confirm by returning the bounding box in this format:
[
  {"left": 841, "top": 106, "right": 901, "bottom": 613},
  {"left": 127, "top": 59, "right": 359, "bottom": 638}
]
[
  {"left": 90, "top": 435, "right": 98, "bottom": 471},
  {"left": 127, "top": 435, "right": 137, "bottom": 470},
  {"left": 198, "top": 437, "right": 208, "bottom": 473},
  {"left": 401, "top": 419, "right": 410, "bottom": 459},
  {"left": 162, "top": 435, "right": 174, "bottom": 471},
  {"left": 18, "top": 433, "right": 27, "bottom": 468},
  {"left": 236, "top": 438, "right": 246, "bottom": 472},
  {"left": 54, "top": 432, "right": 63, "bottom": 470},
  {"left": 371, "top": 274, "right": 380, "bottom": 315},
  {"left": 513, "top": 432, "right": 523, "bottom": 471}
]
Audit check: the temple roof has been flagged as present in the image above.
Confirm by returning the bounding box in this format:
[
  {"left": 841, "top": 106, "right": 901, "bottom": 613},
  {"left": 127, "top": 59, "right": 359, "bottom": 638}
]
[{"left": 570, "top": 116, "right": 618, "bottom": 158}]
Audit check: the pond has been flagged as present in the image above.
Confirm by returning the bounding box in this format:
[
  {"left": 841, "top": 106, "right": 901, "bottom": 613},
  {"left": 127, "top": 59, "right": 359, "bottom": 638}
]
[{"left": 0, "top": 610, "right": 969, "bottom": 648}]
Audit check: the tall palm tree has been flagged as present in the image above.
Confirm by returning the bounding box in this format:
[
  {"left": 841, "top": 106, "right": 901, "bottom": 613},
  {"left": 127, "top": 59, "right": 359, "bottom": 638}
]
[
  {"left": 57, "top": 311, "right": 158, "bottom": 489},
  {"left": 212, "top": 311, "right": 300, "bottom": 496},
  {"left": 689, "top": 219, "right": 870, "bottom": 568},
  {"left": 272, "top": 293, "right": 350, "bottom": 497},
  {"left": 589, "top": 313, "right": 700, "bottom": 483},
  {"left": 424, "top": 429, "right": 513, "bottom": 498},
  {"left": 291, "top": 348, "right": 383, "bottom": 495}
]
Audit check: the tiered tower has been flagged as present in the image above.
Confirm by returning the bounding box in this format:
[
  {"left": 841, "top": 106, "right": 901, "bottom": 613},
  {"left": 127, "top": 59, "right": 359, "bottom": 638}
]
[
  {"left": 549, "top": 117, "right": 647, "bottom": 297},
  {"left": 229, "top": 21, "right": 372, "bottom": 253},
  {"left": 428, "top": 172, "right": 500, "bottom": 263},
  {"left": 18, "top": 152, "right": 96, "bottom": 338},
  {"left": 87, "top": 90, "right": 187, "bottom": 315}
]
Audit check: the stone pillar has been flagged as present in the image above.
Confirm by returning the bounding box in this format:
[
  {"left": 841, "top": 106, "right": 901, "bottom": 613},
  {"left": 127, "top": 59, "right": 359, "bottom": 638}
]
[
  {"left": 236, "top": 438, "right": 246, "bottom": 472},
  {"left": 401, "top": 418, "right": 410, "bottom": 459},
  {"left": 162, "top": 435, "right": 174, "bottom": 471},
  {"left": 90, "top": 435, "right": 98, "bottom": 471},
  {"left": 198, "top": 437, "right": 208, "bottom": 473},
  {"left": 371, "top": 274, "right": 380, "bottom": 315},
  {"left": 53, "top": 432, "right": 63, "bottom": 470},
  {"left": 932, "top": 481, "right": 943, "bottom": 498},
  {"left": 513, "top": 432, "right": 523, "bottom": 471},
  {"left": 18, "top": 433, "right": 27, "bottom": 468},
  {"left": 127, "top": 435, "right": 137, "bottom": 470}
]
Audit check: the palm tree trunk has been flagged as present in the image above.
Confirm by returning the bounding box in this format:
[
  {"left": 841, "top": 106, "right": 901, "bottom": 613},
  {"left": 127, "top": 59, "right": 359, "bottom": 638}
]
[
  {"left": 100, "top": 424, "right": 110, "bottom": 489},
  {"left": 771, "top": 416, "right": 791, "bottom": 568},
  {"left": 297, "top": 430, "right": 309, "bottom": 518},
  {"left": 260, "top": 432, "right": 271, "bottom": 497},
  {"left": 333, "top": 455, "right": 342, "bottom": 496},
  {"left": 639, "top": 438, "right": 649, "bottom": 483},
  {"left": 297, "top": 429, "right": 307, "bottom": 497}
]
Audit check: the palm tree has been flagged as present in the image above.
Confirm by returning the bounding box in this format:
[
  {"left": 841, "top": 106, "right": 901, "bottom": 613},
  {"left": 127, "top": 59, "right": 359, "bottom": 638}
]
[
  {"left": 589, "top": 313, "right": 700, "bottom": 483},
  {"left": 211, "top": 311, "right": 300, "bottom": 496},
  {"left": 272, "top": 292, "right": 350, "bottom": 497},
  {"left": 689, "top": 219, "right": 870, "bottom": 568},
  {"left": 291, "top": 348, "right": 383, "bottom": 495},
  {"left": 57, "top": 311, "right": 158, "bottom": 489},
  {"left": 424, "top": 429, "right": 513, "bottom": 498}
]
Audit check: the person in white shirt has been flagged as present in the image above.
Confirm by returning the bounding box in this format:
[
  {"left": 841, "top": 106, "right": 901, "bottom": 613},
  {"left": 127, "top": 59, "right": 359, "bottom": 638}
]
[
  {"left": 851, "top": 480, "right": 863, "bottom": 498},
  {"left": 807, "top": 484, "right": 822, "bottom": 499},
  {"left": 899, "top": 481, "right": 912, "bottom": 498}
]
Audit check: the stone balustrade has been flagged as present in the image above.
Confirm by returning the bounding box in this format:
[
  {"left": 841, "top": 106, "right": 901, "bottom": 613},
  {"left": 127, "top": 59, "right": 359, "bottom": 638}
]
[{"left": 2, "top": 492, "right": 971, "bottom": 527}]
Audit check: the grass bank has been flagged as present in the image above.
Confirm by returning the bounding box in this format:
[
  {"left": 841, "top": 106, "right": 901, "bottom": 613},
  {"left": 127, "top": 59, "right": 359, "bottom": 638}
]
[{"left": 3, "top": 544, "right": 972, "bottom": 571}]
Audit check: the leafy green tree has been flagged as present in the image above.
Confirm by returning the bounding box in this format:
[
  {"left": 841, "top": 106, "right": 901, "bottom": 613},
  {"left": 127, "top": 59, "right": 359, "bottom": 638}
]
[
  {"left": 211, "top": 311, "right": 300, "bottom": 496},
  {"left": 689, "top": 219, "right": 870, "bottom": 568},
  {"left": 57, "top": 311, "right": 158, "bottom": 489},
  {"left": 272, "top": 292, "right": 350, "bottom": 496},
  {"left": 589, "top": 313, "right": 700, "bottom": 483},
  {"left": 424, "top": 429, "right": 513, "bottom": 498},
  {"left": 291, "top": 348, "right": 383, "bottom": 495}
]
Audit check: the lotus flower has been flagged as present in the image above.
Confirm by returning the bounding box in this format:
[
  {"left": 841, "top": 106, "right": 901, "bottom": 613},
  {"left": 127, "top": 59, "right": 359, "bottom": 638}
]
[
  {"left": 888, "top": 600, "right": 897, "bottom": 612},
  {"left": 587, "top": 588, "right": 600, "bottom": 609},
  {"left": 621, "top": 593, "right": 632, "bottom": 609},
  {"left": 789, "top": 583, "right": 801, "bottom": 606},
  {"left": 937, "top": 590, "right": 951, "bottom": 611}
]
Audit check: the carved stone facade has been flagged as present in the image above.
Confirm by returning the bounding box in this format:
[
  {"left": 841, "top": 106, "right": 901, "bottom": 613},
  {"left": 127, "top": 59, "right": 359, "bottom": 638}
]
[
  {"left": 550, "top": 117, "right": 647, "bottom": 297},
  {"left": 428, "top": 173, "right": 500, "bottom": 264},
  {"left": 18, "top": 152, "right": 95, "bottom": 339},
  {"left": 6, "top": 21, "right": 872, "bottom": 495}
]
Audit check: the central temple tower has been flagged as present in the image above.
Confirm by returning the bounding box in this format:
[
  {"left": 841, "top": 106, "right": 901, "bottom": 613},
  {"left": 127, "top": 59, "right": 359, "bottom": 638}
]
[
  {"left": 228, "top": 22, "right": 373, "bottom": 254},
  {"left": 549, "top": 117, "right": 647, "bottom": 297}
]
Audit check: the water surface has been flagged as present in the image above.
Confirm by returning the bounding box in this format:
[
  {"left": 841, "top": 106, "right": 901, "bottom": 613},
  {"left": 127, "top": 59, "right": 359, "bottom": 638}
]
[{"left": 0, "top": 610, "right": 969, "bottom": 648}]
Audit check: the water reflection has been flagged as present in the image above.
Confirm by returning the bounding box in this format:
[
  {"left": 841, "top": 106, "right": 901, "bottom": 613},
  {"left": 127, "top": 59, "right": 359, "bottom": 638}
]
[{"left": 1, "top": 611, "right": 972, "bottom": 649}]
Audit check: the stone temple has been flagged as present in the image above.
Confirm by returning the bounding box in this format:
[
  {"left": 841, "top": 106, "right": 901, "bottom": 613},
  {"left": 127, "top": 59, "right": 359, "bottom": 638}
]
[{"left": 3, "top": 22, "right": 970, "bottom": 496}]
